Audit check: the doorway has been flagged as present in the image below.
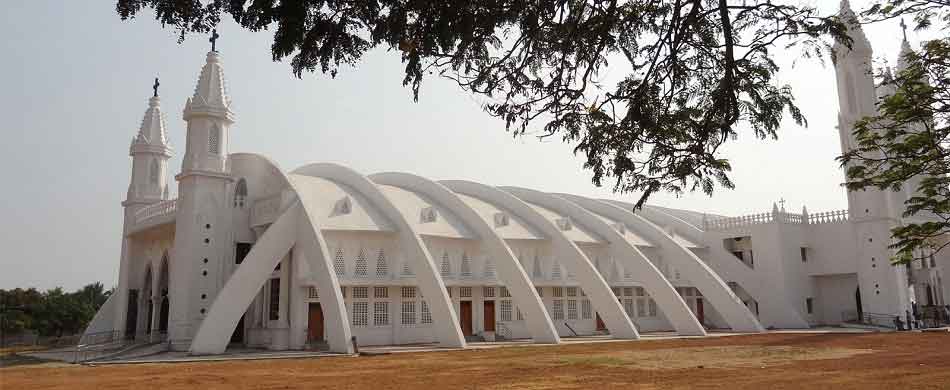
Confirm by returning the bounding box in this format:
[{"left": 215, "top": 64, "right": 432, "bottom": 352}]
[
  {"left": 459, "top": 301, "right": 473, "bottom": 336},
  {"left": 230, "top": 314, "right": 245, "bottom": 344},
  {"left": 308, "top": 303, "right": 324, "bottom": 342},
  {"left": 855, "top": 287, "right": 863, "bottom": 321},
  {"left": 696, "top": 298, "right": 705, "bottom": 325},
  {"left": 125, "top": 289, "right": 138, "bottom": 340},
  {"left": 595, "top": 312, "right": 606, "bottom": 331},
  {"left": 484, "top": 301, "right": 496, "bottom": 332}
]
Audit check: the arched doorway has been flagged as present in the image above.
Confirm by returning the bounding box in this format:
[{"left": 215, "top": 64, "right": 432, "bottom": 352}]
[
  {"left": 158, "top": 254, "right": 170, "bottom": 335},
  {"left": 143, "top": 266, "right": 154, "bottom": 337}
]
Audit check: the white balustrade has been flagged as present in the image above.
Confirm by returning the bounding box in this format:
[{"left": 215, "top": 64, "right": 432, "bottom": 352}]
[
  {"left": 702, "top": 208, "right": 850, "bottom": 231},
  {"left": 133, "top": 199, "right": 177, "bottom": 225}
]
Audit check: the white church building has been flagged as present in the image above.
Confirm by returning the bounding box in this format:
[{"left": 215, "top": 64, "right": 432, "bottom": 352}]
[{"left": 83, "top": 2, "right": 949, "bottom": 355}]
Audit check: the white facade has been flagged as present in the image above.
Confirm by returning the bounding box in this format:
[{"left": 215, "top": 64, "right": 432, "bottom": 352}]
[{"left": 84, "top": 1, "right": 950, "bottom": 354}]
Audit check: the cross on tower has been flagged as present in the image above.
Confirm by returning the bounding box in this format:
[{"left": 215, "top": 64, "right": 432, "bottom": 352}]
[
  {"left": 779, "top": 198, "right": 786, "bottom": 211},
  {"left": 900, "top": 18, "right": 908, "bottom": 41},
  {"left": 152, "top": 77, "right": 160, "bottom": 97},
  {"left": 210, "top": 29, "right": 220, "bottom": 52}
]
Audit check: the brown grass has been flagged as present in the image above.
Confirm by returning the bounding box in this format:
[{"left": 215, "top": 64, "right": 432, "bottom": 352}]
[{"left": 2, "top": 332, "right": 949, "bottom": 389}]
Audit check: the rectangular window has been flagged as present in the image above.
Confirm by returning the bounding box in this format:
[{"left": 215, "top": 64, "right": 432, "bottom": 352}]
[
  {"left": 352, "top": 301, "right": 369, "bottom": 327},
  {"left": 374, "top": 301, "right": 390, "bottom": 326},
  {"left": 401, "top": 286, "right": 416, "bottom": 299},
  {"left": 623, "top": 287, "right": 633, "bottom": 297},
  {"left": 552, "top": 300, "right": 564, "bottom": 320},
  {"left": 308, "top": 286, "right": 319, "bottom": 299},
  {"left": 500, "top": 286, "right": 511, "bottom": 298},
  {"left": 566, "top": 287, "right": 577, "bottom": 297},
  {"left": 801, "top": 247, "right": 808, "bottom": 263},
  {"left": 235, "top": 243, "right": 252, "bottom": 264},
  {"left": 269, "top": 278, "right": 281, "bottom": 321},
  {"left": 636, "top": 287, "right": 645, "bottom": 297},
  {"left": 581, "top": 299, "right": 592, "bottom": 320},
  {"left": 567, "top": 299, "right": 578, "bottom": 320},
  {"left": 648, "top": 299, "right": 657, "bottom": 317},
  {"left": 402, "top": 301, "right": 416, "bottom": 325},
  {"left": 806, "top": 298, "right": 814, "bottom": 314},
  {"left": 637, "top": 299, "right": 647, "bottom": 317},
  {"left": 553, "top": 287, "right": 563, "bottom": 298},
  {"left": 483, "top": 287, "right": 496, "bottom": 298},
  {"left": 516, "top": 307, "right": 524, "bottom": 321},
  {"left": 623, "top": 298, "right": 635, "bottom": 316},
  {"left": 352, "top": 287, "right": 369, "bottom": 299},
  {"left": 500, "top": 300, "right": 513, "bottom": 322},
  {"left": 374, "top": 286, "right": 389, "bottom": 299},
  {"left": 459, "top": 287, "right": 472, "bottom": 298},
  {"left": 421, "top": 301, "right": 432, "bottom": 324}
]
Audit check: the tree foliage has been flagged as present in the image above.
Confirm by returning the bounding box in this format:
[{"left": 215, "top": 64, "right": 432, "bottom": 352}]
[
  {"left": 840, "top": 1, "right": 950, "bottom": 264},
  {"left": 1, "top": 283, "right": 112, "bottom": 337},
  {"left": 115, "top": 0, "right": 848, "bottom": 208}
]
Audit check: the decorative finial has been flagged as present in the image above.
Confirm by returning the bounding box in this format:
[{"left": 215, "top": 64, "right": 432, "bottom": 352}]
[
  {"left": 210, "top": 28, "right": 220, "bottom": 52},
  {"left": 152, "top": 77, "right": 160, "bottom": 97},
  {"left": 900, "top": 18, "right": 908, "bottom": 41}
]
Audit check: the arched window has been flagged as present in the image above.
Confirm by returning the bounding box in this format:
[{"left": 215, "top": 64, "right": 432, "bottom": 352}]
[
  {"left": 149, "top": 158, "right": 160, "bottom": 185},
  {"left": 208, "top": 124, "right": 221, "bottom": 154},
  {"left": 234, "top": 178, "right": 248, "bottom": 208}
]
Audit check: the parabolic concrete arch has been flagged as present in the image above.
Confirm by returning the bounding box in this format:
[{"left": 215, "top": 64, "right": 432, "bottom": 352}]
[
  {"left": 579, "top": 197, "right": 765, "bottom": 332},
  {"left": 505, "top": 188, "right": 705, "bottom": 336},
  {"left": 442, "top": 180, "right": 639, "bottom": 339},
  {"left": 636, "top": 205, "right": 809, "bottom": 329},
  {"left": 294, "top": 163, "right": 466, "bottom": 348},
  {"left": 191, "top": 154, "right": 354, "bottom": 354},
  {"left": 370, "top": 172, "right": 560, "bottom": 344}
]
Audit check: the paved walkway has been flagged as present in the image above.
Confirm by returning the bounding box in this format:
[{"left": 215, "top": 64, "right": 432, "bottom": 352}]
[{"left": 71, "top": 327, "right": 874, "bottom": 365}]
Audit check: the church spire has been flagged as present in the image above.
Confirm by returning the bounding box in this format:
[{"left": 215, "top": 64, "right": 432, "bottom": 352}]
[
  {"left": 183, "top": 50, "right": 233, "bottom": 123},
  {"left": 835, "top": 0, "right": 872, "bottom": 54},
  {"left": 132, "top": 83, "right": 171, "bottom": 151}
]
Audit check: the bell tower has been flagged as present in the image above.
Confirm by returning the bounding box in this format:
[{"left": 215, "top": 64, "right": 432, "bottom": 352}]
[
  {"left": 833, "top": 0, "right": 911, "bottom": 318},
  {"left": 168, "top": 34, "right": 236, "bottom": 350}
]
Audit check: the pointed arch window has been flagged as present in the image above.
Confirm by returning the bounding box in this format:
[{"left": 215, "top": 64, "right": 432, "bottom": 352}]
[
  {"left": 149, "top": 158, "right": 160, "bottom": 185},
  {"left": 208, "top": 124, "right": 221, "bottom": 154},
  {"left": 233, "top": 178, "right": 248, "bottom": 208}
]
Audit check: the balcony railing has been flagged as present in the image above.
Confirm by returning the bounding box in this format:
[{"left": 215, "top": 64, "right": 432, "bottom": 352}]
[
  {"left": 133, "top": 199, "right": 177, "bottom": 225},
  {"left": 702, "top": 208, "right": 850, "bottom": 231}
]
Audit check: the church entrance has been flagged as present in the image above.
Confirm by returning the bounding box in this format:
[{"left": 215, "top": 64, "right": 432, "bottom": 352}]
[
  {"left": 459, "top": 301, "right": 473, "bottom": 336},
  {"left": 125, "top": 289, "right": 138, "bottom": 340},
  {"left": 483, "top": 301, "right": 495, "bottom": 332},
  {"left": 230, "top": 314, "right": 245, "bottom": 344},
  {"left": 308, "top": 303, "right": 324, "bottom": 342},
  {"left": 696, "top": 298, "right": 705, "bottom": 325},
  {"left": 595, "top": 313, "right": 607, "bottom": 331}
]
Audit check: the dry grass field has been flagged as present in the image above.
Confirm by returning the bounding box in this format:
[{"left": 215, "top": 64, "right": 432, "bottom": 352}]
[{"left": 2, "top": 332, "right": 949, "bottom": 389}]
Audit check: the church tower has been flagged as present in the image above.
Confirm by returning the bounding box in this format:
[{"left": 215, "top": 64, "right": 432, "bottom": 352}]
[
  {"left": 834, "top": 0, "right": 911, "bottom": 318},
  {"left": 168, "top": 40, "right": 236, "bottom": 350},
  {"left": 114, "top": 83, "right": 173, "bottom": 336}
]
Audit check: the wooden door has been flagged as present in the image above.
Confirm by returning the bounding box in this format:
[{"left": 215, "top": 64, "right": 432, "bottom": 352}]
[
  {"left": 696, "top": 298, "right": 705, "bottom": 325},
  {"left": 460, "top": 301, "right": 473, "bottom": 336},
  {"left": 484, "top": 301, "right": 496, "bottom": 332},
  {"left": 308, "top": 303, "right": 324, "bottom": 342},
  {"left": 595, "top": 313, "right": 606, "bottom": 331}
]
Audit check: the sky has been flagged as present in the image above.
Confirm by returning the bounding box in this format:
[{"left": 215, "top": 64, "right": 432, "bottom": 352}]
[{"left": 0, "top": 1, "right": 917, "bottom": 290}]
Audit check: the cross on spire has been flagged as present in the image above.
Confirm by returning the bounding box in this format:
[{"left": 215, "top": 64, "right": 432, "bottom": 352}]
[
  {"left": 152, "top": 77, "right": 160, "bottom": 97},
  {"left": 900, "top": 18, "right": 908, "bottom": 41},
  {"left": 210, "top": 29, "right": 220, "bottom": 52},
  {"left": 779, "top": 198, "right": 786, "bottom": 211}
]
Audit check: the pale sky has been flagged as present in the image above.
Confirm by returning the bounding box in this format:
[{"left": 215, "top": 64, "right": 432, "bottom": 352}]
[{"left": 0, "top": 1, "right": 916, "bottom": 290}]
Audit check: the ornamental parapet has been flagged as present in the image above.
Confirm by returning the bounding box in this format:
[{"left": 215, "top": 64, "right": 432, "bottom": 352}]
[{"left": 702, "top": 208, "right": 850, "bottom": 231}]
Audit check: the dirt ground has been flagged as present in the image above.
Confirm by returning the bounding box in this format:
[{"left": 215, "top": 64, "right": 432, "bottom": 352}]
[{"left": 2, "top": 332, "right": 949, "bottom": 389}]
